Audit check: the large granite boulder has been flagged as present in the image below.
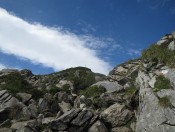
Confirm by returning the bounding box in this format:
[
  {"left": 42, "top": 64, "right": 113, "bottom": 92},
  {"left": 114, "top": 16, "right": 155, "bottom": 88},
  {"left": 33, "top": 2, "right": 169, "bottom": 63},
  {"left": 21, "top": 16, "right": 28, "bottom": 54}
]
[
  {"left": 102, "top": 103, "right": 133, "bottom": 127},
  {"left": 16, "top": 93, "right": 32, "bottom": 104},
  {"left": 88, "top": 120, "right": 108, "bottom": 132},
  {"left": 92, "top": 81, "right": 123, "bottom": 93},
  {"left": 0, "top": 90, "right": 21, "bottom": 123}
]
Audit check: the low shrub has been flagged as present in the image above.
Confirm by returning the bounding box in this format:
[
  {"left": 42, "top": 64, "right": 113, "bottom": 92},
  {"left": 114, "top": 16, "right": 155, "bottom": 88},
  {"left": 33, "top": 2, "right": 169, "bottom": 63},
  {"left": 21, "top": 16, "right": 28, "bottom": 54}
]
[
  {"left": 1, "top": 73, "right": 33, "bottom": 94},
  {"left": 124, "top": 84, "right": 137, "bottom": 97},
  {"left": 154, "top": 75, "right": 171, "bottom": 92},
  {"left": 1, "top": 72, "right": 44, "bottom": 99},
  {"left": 61, "top": 84, "right": 71, "bottom": 93},
  {"left": 30, "top": 88, "right": 45, "bottom": 100},
  {"left": 49, "top": 86, "right": 60, "bottom": 95},
  {"left": 158, "top": 96, "right": 171, "bottom": 108},
  {"left": 80, "top": 85, "right": 106, "bottom": 98},
  {"left": 92, "top": 97, "right": 108, "bottom": 108},
  {"left": 141, "top": 44, "right": 175, "bottom": 67},
  {"left": 57, "top": 67, "right": 96, "bottom": 91}
]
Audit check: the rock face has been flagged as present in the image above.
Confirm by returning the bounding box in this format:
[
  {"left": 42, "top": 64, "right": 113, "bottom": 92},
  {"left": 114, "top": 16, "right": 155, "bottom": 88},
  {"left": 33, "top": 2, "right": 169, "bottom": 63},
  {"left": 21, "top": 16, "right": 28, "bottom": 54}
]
[
  {"left": 1, "top": 33, "right": 175, "bottom": 131},
  {"left": 135, "top": 70, "right": 175, "bottom": 132}
]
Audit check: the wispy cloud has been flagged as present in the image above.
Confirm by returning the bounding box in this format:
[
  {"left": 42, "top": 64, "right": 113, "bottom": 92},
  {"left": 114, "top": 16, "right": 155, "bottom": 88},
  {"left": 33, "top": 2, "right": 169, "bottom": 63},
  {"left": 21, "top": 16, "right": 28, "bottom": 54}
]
[
  {"left": 0, "top": 64, "right": 6, "bottom": 70},
  {"left": 82, "top": 36, "right": 120, "bottom": 50},
  {"left": 137, "top": 0, "right": 171, "bottom": 10},
  {"left": 128, "top": 49, "right": 141, "bottom": 56},
  {"left": 0, "top": 8, "right": 112, "bottom": 74},
  {"left": 77, "top": 20, "right": 97, "bottom": 33}
]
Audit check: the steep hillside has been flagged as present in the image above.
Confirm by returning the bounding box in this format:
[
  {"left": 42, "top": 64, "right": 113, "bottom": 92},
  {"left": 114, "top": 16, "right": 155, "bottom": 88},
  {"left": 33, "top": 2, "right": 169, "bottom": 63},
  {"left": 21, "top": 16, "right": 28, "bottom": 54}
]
[{"left": 0, "top": 33, "right": 175, "bottom": 132}]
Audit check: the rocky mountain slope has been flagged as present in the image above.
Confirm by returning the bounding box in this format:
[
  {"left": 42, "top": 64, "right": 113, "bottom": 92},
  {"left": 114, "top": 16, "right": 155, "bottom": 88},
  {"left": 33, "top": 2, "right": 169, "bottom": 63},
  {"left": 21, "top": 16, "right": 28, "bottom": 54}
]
[{"left": 0, "top": 33, "right": 175, "bottom": 132}]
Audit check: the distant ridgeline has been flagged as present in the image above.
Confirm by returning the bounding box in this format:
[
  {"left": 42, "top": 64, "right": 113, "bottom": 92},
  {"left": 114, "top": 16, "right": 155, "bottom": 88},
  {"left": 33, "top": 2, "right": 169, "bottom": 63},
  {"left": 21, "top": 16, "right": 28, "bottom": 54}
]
[{"left": 0, "top": 33, "right": 175, "bottom": 132}]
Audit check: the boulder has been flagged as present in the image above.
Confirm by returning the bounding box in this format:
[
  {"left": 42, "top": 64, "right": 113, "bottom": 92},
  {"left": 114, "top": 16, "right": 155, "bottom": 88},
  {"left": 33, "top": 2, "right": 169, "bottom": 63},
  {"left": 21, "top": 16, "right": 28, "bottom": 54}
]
[
  {"left": 0, "top": 128, "right": 12, "bottom": 132},
  {"left": 11, "top": 120, "right": 39, "bottom": 132},
  {"left": 111, "top": 127, "right": 131, "bottom": 132},
  {"left": 71, "top": 110, "right": 93, "bottom": 126},
  {"left": 148, "top": 76, "right": 156, "bottom": 88},
  {"left": 16, "top": 93, "right": 32, "bottom": 104},
  {"left": 38, "top": 98, "right": 48, "bottom": 112},
  {"left": 88, "top": 120, "right": 108, "bottom": 132},
  {"left": 157, "top": 39, "right": 169, "bottom": 45},
  {"left": 164, "top": 68, "right": 175, "bottom": 87},
  {"left": 49, "top": 120, "right": 68, "bottom": 131},
  {"left": 168, "top": 41, "right": 175, "bottom": 50},
  {"left": 56, "top": 80, "right": 74, "bottom": 90},
  {"left": 22, "top": 103, "right": 38, "bottom": 119},
  {"left": 28, "top": 103, "right": 38, "bottom": 118},
  {"left": 102, "top": 103, "right": 132, "bottom": 127},
  {"left": 11, "top": 120, "right": 32, "bottom": 130},
  {"left": 42, "top": 117, "right": 55, "bottom": 125},
  {"left": 15, "top": 126, "right": 34, "bottom": 132},
  {"left": 116, "top": 66, "right": 128, "bottom": 73},
  {"left": 80, "top": 103, "right": 86, "bottom": 109},
  {"left": 59, "top": 101, "right": 72, "bottom": 113},
  {"left": 92, "top": 81, "right": 123, "bottom": 93},
  {"left": 58, "top": 109, "right": 81, "bottom": 123},
  {"left": 0, "top": 90, "right": 21, "bottom": 122},
  {"left": 55, "top": 92, "right": 69, "bottom": 103}
]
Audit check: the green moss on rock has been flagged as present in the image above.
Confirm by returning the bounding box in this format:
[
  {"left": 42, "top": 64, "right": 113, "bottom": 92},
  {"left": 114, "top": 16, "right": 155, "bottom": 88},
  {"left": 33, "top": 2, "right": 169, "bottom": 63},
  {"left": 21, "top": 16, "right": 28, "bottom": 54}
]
[
  {"left": 124, "top": 84, "right": 137, "bottom": 97},
  {"left": 80, "top": 85, "right": 106, "bottom": 98},
  {"left": 158, "top": 96, "right": 171, "bottom": 108},
  {"left": 154, "top": 75, "right": 171, "bottom": 92}
]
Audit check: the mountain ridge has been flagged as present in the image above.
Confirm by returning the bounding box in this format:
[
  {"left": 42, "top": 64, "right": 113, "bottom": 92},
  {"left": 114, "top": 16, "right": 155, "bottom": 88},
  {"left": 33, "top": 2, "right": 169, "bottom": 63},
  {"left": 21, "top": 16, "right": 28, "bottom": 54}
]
[{"left": 0, "top": 32, "right": 175, "bottom": 132}]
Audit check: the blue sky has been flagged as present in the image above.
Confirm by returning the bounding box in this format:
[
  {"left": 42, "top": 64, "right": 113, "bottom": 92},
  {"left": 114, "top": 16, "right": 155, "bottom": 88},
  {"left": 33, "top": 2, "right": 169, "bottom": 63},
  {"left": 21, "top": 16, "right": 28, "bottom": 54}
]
[{"left": 0, "top": 0, "right": 174, "bottom": 74}]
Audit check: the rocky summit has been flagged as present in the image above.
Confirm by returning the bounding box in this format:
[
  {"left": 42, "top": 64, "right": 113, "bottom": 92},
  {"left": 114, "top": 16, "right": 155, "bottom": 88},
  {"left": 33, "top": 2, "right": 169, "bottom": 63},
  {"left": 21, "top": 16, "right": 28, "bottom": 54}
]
[{"left": 0, "top": 33, "right": 175, "bottom": 132}]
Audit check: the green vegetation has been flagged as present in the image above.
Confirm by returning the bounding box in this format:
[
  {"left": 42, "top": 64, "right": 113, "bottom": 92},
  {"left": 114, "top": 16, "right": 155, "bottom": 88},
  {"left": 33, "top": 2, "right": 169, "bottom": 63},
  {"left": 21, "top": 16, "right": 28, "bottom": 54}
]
[
  {"left": 61, "top": 84, "right": 71, "bottom": 93},
  {"left": 124, "top": 83, "right": 137, "bottom": 97},
  {"left": 0, "top": 72, "right": 31, "bottom": 94},
  {"left": 80, "top": 85, "right": 107, "bottom": 108},
  {"left": 49, "top": 84, "right": 70, "bottom": 95},
  {"left": 141, "top": 44, "right": 175, "bottom": 67},
  {"left": 49, "top": 85, "right": 60, "bottom": 95},
  {"left": 0, "top": 72, "right": 44, "bottom": 99},
  {"left": 80, "top": 85, "right": 106, "bottom": 98},
  {"left": 92, "top": 97, "right": 108, "bottom": 108},
  {"left": 158, "top": 96, "right": 171, "bottom": 108},
  {"left": 154, "top": 75, "right": 171, "bottom": 92},
  {"left": 58, "top": 67, "right": 96, "bottom": 91}
]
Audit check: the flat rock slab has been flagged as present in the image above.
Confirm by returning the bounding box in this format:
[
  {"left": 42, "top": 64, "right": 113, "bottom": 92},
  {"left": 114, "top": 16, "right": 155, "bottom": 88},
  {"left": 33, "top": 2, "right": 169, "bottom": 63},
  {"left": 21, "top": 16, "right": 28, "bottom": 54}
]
[
  {"left": 92, "top": 81, "right": 123, "bottom": 93},
  {"left": 71, "top": 110, "right": 93, "bottom": 126}
]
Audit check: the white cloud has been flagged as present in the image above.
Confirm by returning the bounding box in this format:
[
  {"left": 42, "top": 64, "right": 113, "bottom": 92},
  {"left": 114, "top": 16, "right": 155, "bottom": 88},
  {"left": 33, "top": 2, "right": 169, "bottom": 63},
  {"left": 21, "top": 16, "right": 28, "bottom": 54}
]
[
  {"left": 0, "top": 8, "right": 112, "bottom": 74},
  {"left": 0, "top": 64, "right": 6, "bottom": 70}
]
